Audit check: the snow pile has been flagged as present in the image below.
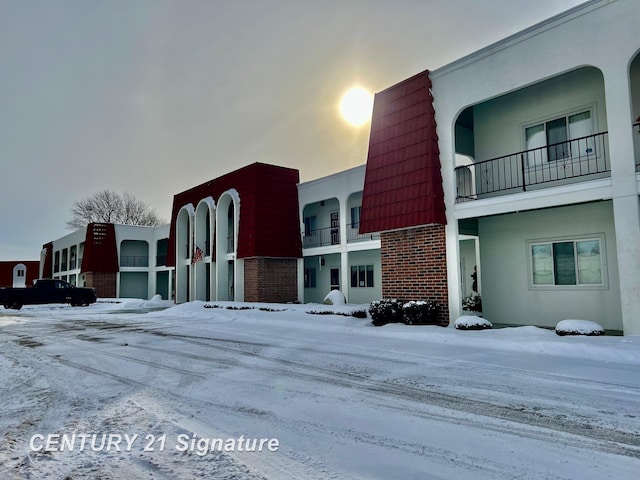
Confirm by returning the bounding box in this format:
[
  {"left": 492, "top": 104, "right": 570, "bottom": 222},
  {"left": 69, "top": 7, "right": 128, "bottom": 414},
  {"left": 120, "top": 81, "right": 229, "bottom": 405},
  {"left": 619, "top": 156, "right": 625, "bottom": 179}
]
[
  {"left": 454, "top": 315, "right": 493, "bottom": 330},
  {"left": 555, "top": 319, "right": 605, "bottom": 336},
  {"left": 323, "top": 289, "right": 346, "bottom": 306}
]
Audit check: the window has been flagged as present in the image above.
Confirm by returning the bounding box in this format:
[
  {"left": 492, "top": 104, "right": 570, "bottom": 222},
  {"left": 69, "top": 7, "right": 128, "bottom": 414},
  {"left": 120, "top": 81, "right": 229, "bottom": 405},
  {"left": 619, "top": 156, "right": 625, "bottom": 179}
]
[
  {"left": 17, "top": 269, "right": 25, "bottom": 277},
  {"left": 350, "top": 206, "right": 361, "bottom": 228},
  {"left": 304, "top": 267, "right": 316, "bottom": 288},
  {"left": 525, "top": 109, "right": 594, "bottom": 163},
  {"left": 304, "top": 216, "right": 317, "bottom": 236},
  {"left": 351, "top": 265, "right": 374, "bottom": 288},
  {"left": 530, "top": 236, "right": 604, "bottom": 288}
]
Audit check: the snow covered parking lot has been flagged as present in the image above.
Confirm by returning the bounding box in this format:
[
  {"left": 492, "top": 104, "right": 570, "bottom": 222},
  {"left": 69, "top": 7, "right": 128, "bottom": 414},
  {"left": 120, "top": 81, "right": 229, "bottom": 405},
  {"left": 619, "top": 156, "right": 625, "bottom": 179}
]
[{"left": 1, "top": 299, "right": 639, "bottom": 479}]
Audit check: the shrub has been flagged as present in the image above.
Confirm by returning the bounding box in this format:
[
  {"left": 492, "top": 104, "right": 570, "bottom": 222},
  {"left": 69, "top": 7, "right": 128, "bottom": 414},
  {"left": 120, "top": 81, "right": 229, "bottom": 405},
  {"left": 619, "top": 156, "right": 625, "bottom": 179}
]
[
  {"left": 454, "top": 315, "right": 493, "bottom": 330},
  {"left": 462, "top": 293, "right": 482, "bottom": 312},
  {"left": 350, "top": 309, "right": 368, "bottom": 319},
  {"left": 369, "top": 299, "right": 403, "bottom": 326},
  {"left": 306, "top": 308, "right": 368, "bottom": 318},
  {"left": 403, "top": 300, "right": 439, "bottom": 325}
]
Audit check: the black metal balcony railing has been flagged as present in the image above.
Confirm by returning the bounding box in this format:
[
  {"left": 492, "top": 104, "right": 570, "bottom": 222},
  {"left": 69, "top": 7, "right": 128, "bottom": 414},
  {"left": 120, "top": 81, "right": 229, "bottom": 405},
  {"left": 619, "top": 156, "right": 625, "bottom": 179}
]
[
  {"left": 227, "top": 236, "right": 234, "bottom": 254},
  {"left": 455, "top": 132, "right": 610, "bottom": 203},
  {"left": 120, "top": 256, "right": 149, "bottom": 267},
  {"left": 347, "top": 223, "right": 380, "bottom": 243},
  {"left": 156, "top": 255, "right": 167, "bottom": 266},
  {"left": 69, "top": 260, "right": 77, "bottom": 270},
  {"left": 54, "top": 265, "right": 60, "bottom": 273},
  {"left": 303, "top": 227, "right": 340, "bottom": 248}
]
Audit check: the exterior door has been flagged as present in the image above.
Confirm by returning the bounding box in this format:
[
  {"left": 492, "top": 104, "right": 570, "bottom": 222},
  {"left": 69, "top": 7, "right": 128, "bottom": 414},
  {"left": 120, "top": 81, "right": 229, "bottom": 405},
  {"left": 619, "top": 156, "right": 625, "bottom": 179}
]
[
  {"left": 330, "top": 211, "right": 339, "bottom": 245},
  {"left": 330, "top": 268, "right": 340, "bottom": 290}
]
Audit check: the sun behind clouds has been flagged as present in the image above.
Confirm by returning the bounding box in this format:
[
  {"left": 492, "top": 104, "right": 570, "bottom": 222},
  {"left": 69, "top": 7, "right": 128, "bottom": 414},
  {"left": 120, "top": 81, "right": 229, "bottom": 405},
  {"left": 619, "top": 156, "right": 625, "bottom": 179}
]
[{"left": 339, "top": 86, "right": 374, "bottom": 127}]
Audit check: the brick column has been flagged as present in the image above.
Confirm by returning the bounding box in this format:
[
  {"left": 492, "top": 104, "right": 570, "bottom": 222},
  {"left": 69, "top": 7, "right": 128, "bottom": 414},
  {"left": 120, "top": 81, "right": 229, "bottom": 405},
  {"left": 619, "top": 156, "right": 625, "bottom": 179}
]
[
  {"left": 380, "top": 225, "right": 449, "bottom": 326},
  {"left": 243, "top": 257, "right": 298, "bottom": 303},
  {"left": 84, "top": 272, "right": 117, "bottom": 299}
]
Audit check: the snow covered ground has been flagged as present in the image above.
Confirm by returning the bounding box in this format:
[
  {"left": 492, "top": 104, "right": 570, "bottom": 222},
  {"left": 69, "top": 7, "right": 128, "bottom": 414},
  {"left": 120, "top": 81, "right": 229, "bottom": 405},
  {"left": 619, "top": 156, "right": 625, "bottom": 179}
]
[{"left": 1, "top": 299, "right": 639, "bottom": 479}]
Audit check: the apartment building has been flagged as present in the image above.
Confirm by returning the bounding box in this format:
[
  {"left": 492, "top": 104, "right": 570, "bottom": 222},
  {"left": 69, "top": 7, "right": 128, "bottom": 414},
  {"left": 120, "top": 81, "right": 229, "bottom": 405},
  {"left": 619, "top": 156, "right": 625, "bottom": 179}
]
[
  {"left": 41, "top": 223, "right": 172, "bottom": 300},
  {"left": 166, "top": 162, "right": 302, "bottom": 304},
  {"left": 298, "top": 165, "right": 381, "bottom": 304},
  {"left": 360, "top": 0, "right": 640, "bottom": 333}
]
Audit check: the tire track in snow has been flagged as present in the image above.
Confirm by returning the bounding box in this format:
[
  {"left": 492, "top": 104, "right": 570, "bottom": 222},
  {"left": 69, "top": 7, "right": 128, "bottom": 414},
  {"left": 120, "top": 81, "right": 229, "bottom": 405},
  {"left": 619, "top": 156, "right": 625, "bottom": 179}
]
[{"left": 65, "top": 327, "right": 640, "bottom": 459}]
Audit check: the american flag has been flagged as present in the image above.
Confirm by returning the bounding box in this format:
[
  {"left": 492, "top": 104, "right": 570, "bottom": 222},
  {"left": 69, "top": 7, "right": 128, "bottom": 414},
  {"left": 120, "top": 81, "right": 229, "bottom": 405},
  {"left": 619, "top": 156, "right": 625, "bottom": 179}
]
[{"left": 192, "top": 245, "right": 204, "bottom": 263}]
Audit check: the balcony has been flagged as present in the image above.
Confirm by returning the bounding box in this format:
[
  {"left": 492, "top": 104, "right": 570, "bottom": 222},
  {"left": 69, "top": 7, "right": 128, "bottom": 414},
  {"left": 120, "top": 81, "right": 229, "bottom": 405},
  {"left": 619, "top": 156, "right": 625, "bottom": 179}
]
[
  {"left": 455, "top": 132, "right": 610, "bottom": 203},
  {"left": 120, "top": 256, "right": 149, "bottom": 268},
  {"left": 303, "top": 227, "right": 340, "bottom": 248},
  {"left": 347, "top": 223, "right": 380, "bottom": 243}
]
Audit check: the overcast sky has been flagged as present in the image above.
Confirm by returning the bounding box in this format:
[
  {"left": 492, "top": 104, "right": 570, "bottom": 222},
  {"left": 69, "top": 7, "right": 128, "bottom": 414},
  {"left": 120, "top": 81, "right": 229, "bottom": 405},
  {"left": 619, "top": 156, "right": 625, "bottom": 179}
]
[{"left": 0, "top": 0, "right": 588, "bottom": 261}]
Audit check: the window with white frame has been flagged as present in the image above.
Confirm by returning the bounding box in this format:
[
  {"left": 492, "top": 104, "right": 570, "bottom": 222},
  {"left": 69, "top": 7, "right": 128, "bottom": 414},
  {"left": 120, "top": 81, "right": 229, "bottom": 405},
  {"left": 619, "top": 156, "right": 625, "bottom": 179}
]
[
  {"left": 525, "top": 109, "right": 594, "bottom": 163},
  {"left": 351, "top": 265, "right": 374, "bottom": 288},
  {"left": 529, "top": 235, "right": 605, "bottom": 288},
  {"left": 17, "top": 269, "right": 25, "bottom": 277}
]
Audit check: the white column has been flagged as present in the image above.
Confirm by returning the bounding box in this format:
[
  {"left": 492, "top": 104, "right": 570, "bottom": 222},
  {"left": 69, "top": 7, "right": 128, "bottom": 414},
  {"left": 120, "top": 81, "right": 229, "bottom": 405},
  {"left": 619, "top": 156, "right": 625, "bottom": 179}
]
[
  {"left": 297, "top": 258, "right": 305, "bottom": 303},
  {"left": 604, "top": 65, "right": 640, "bottom": 335},
  {"left": 339, "top": 195, "right": 350, "bottom": 301}
]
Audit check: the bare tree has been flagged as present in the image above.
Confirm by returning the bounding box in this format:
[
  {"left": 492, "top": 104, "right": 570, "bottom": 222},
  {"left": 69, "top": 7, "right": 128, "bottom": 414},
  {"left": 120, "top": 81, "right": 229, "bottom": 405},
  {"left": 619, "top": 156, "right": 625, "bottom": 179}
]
[{"left": 67, "top": 189, "right": 163, "bottom": 229}]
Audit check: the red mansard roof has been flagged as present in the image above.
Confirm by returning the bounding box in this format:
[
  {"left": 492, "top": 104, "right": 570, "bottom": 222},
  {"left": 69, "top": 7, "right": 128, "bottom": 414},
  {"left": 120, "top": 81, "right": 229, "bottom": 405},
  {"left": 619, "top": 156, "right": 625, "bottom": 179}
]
[
  {"left": 81, "top": 223, "right": 119, "bottom": 273},
  {"left": 0, "top": 261, "right": 40, "bottom": 287},
  {"left": 166, "top": 162, "right": 302, "bottom": 267},
  {"left": 359, "top": 70, "right": 445, "bottom": 234}
]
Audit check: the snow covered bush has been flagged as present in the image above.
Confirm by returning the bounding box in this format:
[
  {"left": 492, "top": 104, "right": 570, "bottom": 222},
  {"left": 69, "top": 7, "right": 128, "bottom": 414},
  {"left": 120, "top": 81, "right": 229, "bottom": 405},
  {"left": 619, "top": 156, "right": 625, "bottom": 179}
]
[
  {"left": 350, "top": 309, "right": 368, "bottom": 319},
  {"left": 307, "top": 308, "right": 368, "bottom": 318},
  {"left": 369, "top": 299, "right": 403, "bottom": 326},
  {"left": 402, "top": 300, "right": 439, "bottom": 325},
  {"left": 555, "top": 319, "right": 605, "bottom": 336},
  {"left": 462, "top": 293, "right": 482, "bottom": 312},
  {"left": 323, "top": 290, "right": 346, "bottom": 306},
  {"left": 454, "top": 315, "right": 493, "bottom": 330}
]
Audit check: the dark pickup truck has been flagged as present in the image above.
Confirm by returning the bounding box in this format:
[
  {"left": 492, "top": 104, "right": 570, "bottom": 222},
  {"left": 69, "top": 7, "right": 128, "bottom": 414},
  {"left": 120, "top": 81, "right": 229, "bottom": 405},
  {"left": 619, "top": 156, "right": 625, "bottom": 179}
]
[{"left": 0, "top": 279, "right": 97, "bottom": 310}]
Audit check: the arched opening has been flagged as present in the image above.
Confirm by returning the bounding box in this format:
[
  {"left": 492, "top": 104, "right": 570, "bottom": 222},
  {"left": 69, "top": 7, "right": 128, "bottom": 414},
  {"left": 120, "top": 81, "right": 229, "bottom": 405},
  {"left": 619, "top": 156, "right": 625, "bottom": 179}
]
[
  {"left": 216, "top": 190, "right": 240, "bottom": 301},
  {"left": 302, "top": 197, "right": 340, "bottom": 247},
  {"left": 12, "top": 263, "right": 26, "bottom": 288},
  {"left": 453, "top": 66, "right": 608, "bottom": 201},
  {"left": 195, "top": 197, "right": 216, "bottom": 301},
  {"left": 176, "top": 205, "right": 194, "bottom": 303}
]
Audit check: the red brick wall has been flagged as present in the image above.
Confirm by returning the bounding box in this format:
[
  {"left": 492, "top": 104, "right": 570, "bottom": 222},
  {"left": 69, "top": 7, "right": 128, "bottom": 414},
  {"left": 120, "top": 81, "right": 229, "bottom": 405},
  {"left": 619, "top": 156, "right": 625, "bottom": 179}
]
[
  {"left": 380, "top": 225, "right": 449, "bottom": 326},
  {"left": 244, "top": 257, "right": 298, "bottom": 303},
  {"left": 84, "top": 272, "right": 117, "bottom": 299}
]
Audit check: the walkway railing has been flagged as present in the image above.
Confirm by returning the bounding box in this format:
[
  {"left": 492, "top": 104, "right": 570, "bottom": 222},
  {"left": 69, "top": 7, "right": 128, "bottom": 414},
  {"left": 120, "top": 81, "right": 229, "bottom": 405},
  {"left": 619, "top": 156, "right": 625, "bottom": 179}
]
[
  {"left": 120, "top": 256, "right": 149, "bottom": 267},
  {"left": 455, "top": 132, "right": 609, "bottom": 203},
  {"left": 303, "top": 227, "right": 340, "bottom": 248},
  {"left": 347, "top": 223, "right": 380, "bottom": 243}
]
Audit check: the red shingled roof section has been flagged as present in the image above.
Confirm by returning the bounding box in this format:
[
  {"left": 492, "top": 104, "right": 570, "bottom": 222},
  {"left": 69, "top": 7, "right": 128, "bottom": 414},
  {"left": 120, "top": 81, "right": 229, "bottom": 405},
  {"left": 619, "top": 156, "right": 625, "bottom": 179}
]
[
  {"left": 0, "top": 261, "right": 40, "bottom": 287},
  {"left": 359, "top": 70, "right": 445, "bottom": 234},
  {"left": 81, "top": 223, "right": 120, "bottom": 273},
  {"left": 166, "top": 163, "right": 302, "bottom": 267}
]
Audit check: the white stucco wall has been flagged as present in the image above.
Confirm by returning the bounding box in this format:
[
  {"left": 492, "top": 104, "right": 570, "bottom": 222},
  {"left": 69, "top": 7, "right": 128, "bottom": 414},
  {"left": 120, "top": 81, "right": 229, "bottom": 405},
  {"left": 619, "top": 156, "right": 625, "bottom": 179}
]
[
  {"left": 346, "top": 249, "right": 382, "bottom": 304},
  {"left": 473, "top": 67, "right": 607, "bottom": 161},
  {"left": 429, "top": 0, "right": 640, "bottom": 333},
  {"left": 479, "top": 201, "right": 621, "bottom": 330}
]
